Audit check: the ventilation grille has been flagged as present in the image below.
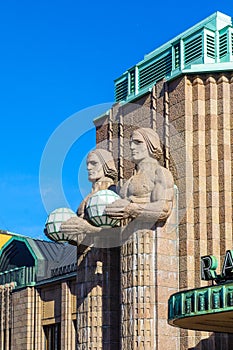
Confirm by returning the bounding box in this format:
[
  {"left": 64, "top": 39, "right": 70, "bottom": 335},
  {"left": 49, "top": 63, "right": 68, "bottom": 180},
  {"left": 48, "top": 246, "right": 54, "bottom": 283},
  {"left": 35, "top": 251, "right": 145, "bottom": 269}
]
[
  {"left": 232, "top": 33, "right": 233, "bottom": 56},
  {"left": 115, "top": 78, "right": 128, "bottom": 102},
  {"left": 42, "top": 288, "right": 61, "bottom": 320},
  {"left": 206, "top": 34, "right": 215, "bottom": 58},
  {"left": 184, "top": 35, "right": 203, "bottom": 65},
  {"left": 219, "top": 33, "right": 228, "bottom": 58},
  {"left": 174, "top": 43, "right": 180, "bottom": 69},
  {"left": 129, "top": 70, "right": 135, "bottom": 94},
  {"left": 139, "top": 52, "right": 172, "bottom": 89}
]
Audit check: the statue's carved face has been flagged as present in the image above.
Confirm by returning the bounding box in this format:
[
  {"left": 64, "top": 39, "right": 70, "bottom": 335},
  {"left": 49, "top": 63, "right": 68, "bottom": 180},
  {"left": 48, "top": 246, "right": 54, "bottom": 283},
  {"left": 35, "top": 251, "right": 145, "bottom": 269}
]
[
  {"left": 130, "top": 131, "right": 149, "bottom": 163},
  {"left": 86, "top": 153, "right": 104, "bottom": 183}
]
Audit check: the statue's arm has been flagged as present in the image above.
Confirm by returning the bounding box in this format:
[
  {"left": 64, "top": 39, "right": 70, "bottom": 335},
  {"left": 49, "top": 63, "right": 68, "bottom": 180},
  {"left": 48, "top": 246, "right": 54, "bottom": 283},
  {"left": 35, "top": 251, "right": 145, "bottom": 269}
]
[
  {"left": 141, "top": 167, "right": 174, "bottom": 221},
  {"left": 129, "top": 181, "right": 174, "bottom": 222},
  {"left": 106, "top": 167, "right": 174, "bottom": 222}
]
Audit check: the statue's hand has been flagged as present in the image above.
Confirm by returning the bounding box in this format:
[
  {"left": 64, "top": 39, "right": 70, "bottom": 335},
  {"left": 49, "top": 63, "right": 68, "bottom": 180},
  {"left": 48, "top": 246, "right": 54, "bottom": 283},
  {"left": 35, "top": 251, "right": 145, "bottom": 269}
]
[
  {"left": 60, "top": 216, "right": 101, "bottom": 235},
  {"left": 124, "top": 202, "right": 141, "bottom": 218},
  {"left": 105, "top": 199, "right": 139, "bottom": 219},
  {"left": 105, "top": 199, "right": 130, "bottom": 219}
]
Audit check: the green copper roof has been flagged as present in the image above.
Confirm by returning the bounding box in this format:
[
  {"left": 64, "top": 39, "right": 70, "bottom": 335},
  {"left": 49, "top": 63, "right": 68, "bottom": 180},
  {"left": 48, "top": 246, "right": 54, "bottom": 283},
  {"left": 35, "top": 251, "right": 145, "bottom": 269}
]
[
  {"left": 0, "top": 234, "right": 77, "bottom": 289},
  {"left": 114, "top": 11, "right": 233, "bottom": 103}
]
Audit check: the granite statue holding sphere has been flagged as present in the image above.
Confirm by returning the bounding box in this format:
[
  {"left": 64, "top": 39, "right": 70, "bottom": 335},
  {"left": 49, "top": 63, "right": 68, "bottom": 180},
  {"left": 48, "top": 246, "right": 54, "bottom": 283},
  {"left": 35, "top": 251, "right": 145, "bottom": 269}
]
[
  {"left": 59, "top": 149, "right": 120, "bottom": 240},
  {"left": 45, "top": 127, "right": 174, "bottom": 243},
  {"left": 43, "top": 126, "right": 176, "bottom": 349},
  {"left": 105, "top": 127, "right": 174, "bottom": 223},
  {"left": 44, "top": 148, "right": 119, "bottom": 242}
]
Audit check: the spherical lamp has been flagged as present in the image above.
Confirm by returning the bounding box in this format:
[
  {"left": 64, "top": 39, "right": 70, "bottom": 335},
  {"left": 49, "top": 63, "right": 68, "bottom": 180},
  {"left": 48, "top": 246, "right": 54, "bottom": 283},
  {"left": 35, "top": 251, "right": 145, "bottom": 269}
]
[
  {"left": 86, "top": 189, "right": 120, "bottom": 227},
  {"left": 45, "top": 207, "right": 76, "bottom": 242}
]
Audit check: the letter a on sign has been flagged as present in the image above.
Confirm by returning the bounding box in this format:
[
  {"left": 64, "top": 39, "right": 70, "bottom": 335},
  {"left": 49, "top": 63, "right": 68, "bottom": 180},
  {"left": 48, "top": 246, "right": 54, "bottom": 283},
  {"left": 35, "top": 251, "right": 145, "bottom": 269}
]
[{"left": 222, "top": 250, "right": 233, "bottom": 277}]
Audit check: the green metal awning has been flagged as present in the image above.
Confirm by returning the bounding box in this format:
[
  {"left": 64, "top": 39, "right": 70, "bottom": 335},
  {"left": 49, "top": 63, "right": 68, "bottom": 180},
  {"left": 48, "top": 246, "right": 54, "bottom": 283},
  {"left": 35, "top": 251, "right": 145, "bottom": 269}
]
[{"left": 168, "top": 282, "right": 233, "bottom": 333}]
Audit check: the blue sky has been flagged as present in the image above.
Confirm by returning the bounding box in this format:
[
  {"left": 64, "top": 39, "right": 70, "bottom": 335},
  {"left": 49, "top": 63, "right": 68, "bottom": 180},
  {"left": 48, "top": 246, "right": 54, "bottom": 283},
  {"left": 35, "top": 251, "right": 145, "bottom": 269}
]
[{"left": 0, "top": 0, "right": 232, "bottom": 239}]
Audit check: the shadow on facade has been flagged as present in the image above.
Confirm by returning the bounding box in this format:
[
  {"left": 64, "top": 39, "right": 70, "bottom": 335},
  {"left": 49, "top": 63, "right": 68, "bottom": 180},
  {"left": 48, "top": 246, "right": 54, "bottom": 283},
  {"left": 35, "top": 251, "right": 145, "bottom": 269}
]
[{"left": 189, "top": 333, "right": 233, "bottom": 350}]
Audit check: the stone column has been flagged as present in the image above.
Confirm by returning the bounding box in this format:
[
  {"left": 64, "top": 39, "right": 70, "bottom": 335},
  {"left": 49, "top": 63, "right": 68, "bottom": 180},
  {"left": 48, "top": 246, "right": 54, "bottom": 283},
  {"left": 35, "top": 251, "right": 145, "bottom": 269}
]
[
  {"left": 76, "top": 246, "right": 120, "bottom": 349},
  {"left": 121, "top": 217, "right": 179, "bottom": 349},
  {"left": 12, "top": 286, "right": 35, "bottom": 350},
  {"left": 61, "top": 282, "right": 74, "bottom": 350},
  {"left": 121, "top": 227, "right": 156, "bottom": 349},
  {"left": 34, "top": 288, "right": 43, "bottom": 350}
]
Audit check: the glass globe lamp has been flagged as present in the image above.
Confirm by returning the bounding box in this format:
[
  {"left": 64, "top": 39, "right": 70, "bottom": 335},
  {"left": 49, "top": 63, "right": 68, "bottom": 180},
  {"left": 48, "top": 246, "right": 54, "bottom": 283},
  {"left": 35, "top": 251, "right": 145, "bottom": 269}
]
[{"left": 45, "top": 207, "right": 76, "bottom": 242}]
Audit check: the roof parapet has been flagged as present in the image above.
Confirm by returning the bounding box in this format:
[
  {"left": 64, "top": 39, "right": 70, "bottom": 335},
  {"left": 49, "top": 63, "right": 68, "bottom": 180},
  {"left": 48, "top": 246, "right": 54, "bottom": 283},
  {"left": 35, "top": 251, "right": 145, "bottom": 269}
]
[{"left": 114, "top": 11, "right": 233, "bottom": 103}]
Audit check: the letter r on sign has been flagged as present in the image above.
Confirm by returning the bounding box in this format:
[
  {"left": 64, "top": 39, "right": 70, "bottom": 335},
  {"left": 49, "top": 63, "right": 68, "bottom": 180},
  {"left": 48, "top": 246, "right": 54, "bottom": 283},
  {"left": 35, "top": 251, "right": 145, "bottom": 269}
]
[{"left": 201, "top": 255, "right": 218, "bottom": 281}]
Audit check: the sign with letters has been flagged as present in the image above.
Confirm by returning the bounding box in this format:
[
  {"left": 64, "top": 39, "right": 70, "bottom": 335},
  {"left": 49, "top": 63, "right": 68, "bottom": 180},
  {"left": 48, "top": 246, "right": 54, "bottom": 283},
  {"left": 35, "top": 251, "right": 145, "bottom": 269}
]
[{"left": 201, "top": 250, "right": 233, "bottom": 283}]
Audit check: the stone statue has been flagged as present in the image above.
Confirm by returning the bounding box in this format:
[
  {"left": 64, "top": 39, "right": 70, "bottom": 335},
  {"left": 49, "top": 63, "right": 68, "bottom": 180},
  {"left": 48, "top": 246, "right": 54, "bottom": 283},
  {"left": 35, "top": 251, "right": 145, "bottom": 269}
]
[
  {"left": 60, "top": 149, "right": 117, "bottom": 238},
  {"left": 77, "top": 149, "right": 117, "bottom": 219},
  {"left": 60, "top": 128, "right": 174, "bottom": 241},
  {"left": 105, "top": 127, "right": 174, "bottom": 223}
]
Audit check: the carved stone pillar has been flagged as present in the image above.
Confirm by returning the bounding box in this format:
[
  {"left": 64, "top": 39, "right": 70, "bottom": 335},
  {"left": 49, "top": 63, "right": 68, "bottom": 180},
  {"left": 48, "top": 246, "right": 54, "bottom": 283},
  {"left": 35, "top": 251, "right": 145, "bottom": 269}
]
[
  {"left": 76, "top": 246, "right": 120, "bottom": 349},
  {"left": 121, "top": 217, "right": 179, "bottom": 349},
  {"left": 121, "top": 227, "right": 156, "bottom": 349}
]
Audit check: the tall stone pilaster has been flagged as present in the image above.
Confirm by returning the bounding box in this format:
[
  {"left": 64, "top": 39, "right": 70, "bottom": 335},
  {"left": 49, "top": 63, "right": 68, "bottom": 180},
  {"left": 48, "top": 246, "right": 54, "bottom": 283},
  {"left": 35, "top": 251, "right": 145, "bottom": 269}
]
[
  {"left": 120, "top": 218, "right": 179, "bottom": 350},
  {"left": 76, "top": 246, "right": 120, "bottom": 349}
]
